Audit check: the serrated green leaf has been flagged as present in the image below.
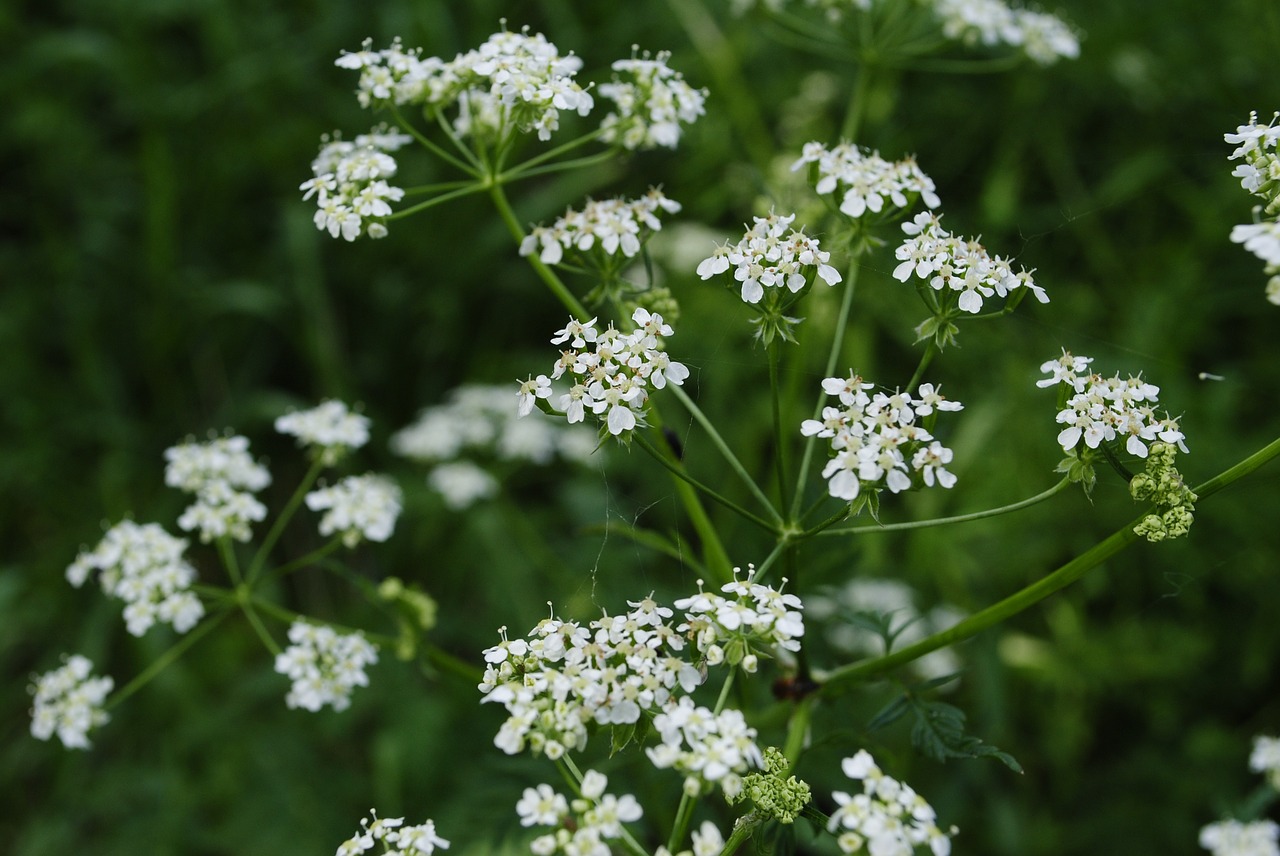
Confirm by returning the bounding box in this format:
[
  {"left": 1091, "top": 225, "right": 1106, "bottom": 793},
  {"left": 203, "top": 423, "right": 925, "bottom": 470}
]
[
  {"left": 867, "top": 694, "right": 911, "bottom": 732},
  {"left": 908, "top": 699, "right": 1022, "bottom": 773}
]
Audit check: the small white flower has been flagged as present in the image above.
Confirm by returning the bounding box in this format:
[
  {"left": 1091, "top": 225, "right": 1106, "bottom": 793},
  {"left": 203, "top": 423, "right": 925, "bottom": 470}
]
[
  {"left": 276, "top": 400, "right": 371, "bottom": 465},
  {"left": 1199, "top": 819, "right": 1280, "bottom": 856},
  {"left": 275, "top": 622, "right": 379, "bottom": 712},
  {"left": 305, "top": 474, "right": 402, "bottom": 547},
  {"left": 599, "top": 51, "right": 707, "bottom": 150},
  {"left": 29, "top": 654, "right": 114, "bottom": 749}
]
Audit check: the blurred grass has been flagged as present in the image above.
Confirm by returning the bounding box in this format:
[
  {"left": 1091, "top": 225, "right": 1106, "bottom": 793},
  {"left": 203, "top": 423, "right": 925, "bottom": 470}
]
[{"left": 3, "top": 0, "right": 1280, "bottom": 854}]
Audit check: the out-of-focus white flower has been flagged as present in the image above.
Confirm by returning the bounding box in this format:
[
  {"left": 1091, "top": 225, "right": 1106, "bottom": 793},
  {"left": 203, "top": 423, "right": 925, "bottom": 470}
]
[
  {"left": 1199, "top": 819, "right": 1280, "bottom": 856},
  {"left": 1251, "top": 735, "right": 1280, "bottom": 790},
  {"left": 305, "top": 474, "right": 402, "bottom": 547},
  {"left": 165, "top": 435, "right": 271, "bottom": 543},
  {"left": 29, "top": 654, "right": 114, "bottom": 749},
  {"left": 276, "top": 400, "right": 371, "bottom": 465},
  {"left": 275, "top": 621, "right": 379, "bottom": 712},
  {"left": 66, "top": 520, "right": 205, "bottom": 636},
  {"left": 427, "top": 461, "right": 499, "bottom": 511}
]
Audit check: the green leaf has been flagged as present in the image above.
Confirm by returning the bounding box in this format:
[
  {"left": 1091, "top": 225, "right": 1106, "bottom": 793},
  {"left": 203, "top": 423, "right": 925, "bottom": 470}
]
[
  {"left": 866, "top": 694, "right": 911, "bottom": 732},
  {"left": 610, "top": 722, "right": 636, "bottom": 757},
  {"left": 909, "top": 699, "right": 1023, "bottom": 773}
]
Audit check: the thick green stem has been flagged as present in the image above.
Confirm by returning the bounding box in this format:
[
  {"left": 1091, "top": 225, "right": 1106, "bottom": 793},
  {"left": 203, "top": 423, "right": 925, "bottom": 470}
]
[
  {"left": 489, "top": 182, "right": 591, "bottom": 320},
  {"left": 818, "top": 435, "right": 1280, "bottom": 696},
  {"left": 106, "top": 609, "right": 230, "bottom": 709},
  {"left": 768, "top": 339, "right": 792, "bottom": 515},
  {"left": 782, "top": 695, "right": 817, "bottom": 771},
  {"left": 670, "top": 385, "right": 782, "bottom": 525}
]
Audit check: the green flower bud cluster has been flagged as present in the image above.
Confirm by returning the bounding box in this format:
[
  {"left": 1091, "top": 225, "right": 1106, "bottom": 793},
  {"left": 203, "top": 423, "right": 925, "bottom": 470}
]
[
  {"left": 623, "top": 286, "right": 680, "bottom": 328},
  {"left": 379, "top": 577, "right": 439, "bottom": 660},
  {"left": 1130, "top": 443, "right": 1197, "bottom": 542},
  {"left": 729, "top": 747, "right": 811, "bottom": 824}
]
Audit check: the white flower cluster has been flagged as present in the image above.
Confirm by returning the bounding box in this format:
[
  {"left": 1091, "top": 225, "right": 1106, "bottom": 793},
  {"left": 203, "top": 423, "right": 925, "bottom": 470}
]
[
  {"left": 675, "top": 566, "right": 805, "bottom": 671},
  {"left": 598, "top": 51, "right": 708, "bottom": 150},
  {"left": 336, "top": 810, "right": 450, "bottom": 856},
  {"left": 520, "top": 188, "right": 682, "bottom": 265},
  {"left": 1199, "top": 820, "right": 1280, "bottom": 856},
  {"left": 164, "top": 435, "right": 271, "bottom": 543},
  {"left": 274, "top": 621, "right": 379, "bottom": 712},
  {"left": 806, "top": 577, "right": 964, "bottom": 683},
  {"left": 1226, "top": 113, "right": 1280, "bottom": 304},
  {"left": 29, "top": 654, "right": 114, "bottom": 749},
  {"left": 305, "top": 474, "right": 403, "bottom": 548},
  {"left": 479, "top": 597, "right": 702, "bottom": 760},
  {"left": 647, "top": 697, "right": 764, "bottom": 798},
  {"left": 336, "top": 31, "right": 594, "bottom": 142},
  {"left": 66, "top": 520, "right": 205, "bottom": 637},
  {"left": 893, "top": 211, "right": 1047, "bottom": 313},
  {"left": 931, "top": 0, "right": 1079, "bottom": 65},
  {"left": 1037, "top": 350, "right": 1187, "bottom": 459},
  {"left": 393, "top": 385, "right": 597, "bottom": 510},
  {"left": 275, "top": 399, "right": 371, "bottom": 465},
  {"left": 803, "top": 373, "right": 963, "bottom": 501},
  {"left": 731, "top": 0, "right": 1077, "bottom": 64},
  {"left": 1251, "top": 735, "right": 1280, "bottom": 790},
  {"left": 828, "top": 750, "right": 955, "bottom": 856},
  {"left": 300, "top": 127, "right": 410, "bottom": 241},
  {"left": 516, "top": 770, "right": 644, "bottom": 856},
  {"left": 696, "top": 211, "right": 841, "bottom": 305},
  {"left": 791, "top": 141, "right": 941, "bottom": 220},
  {"left": 518, "top": 308, "right": 690, "bottom": 437}
]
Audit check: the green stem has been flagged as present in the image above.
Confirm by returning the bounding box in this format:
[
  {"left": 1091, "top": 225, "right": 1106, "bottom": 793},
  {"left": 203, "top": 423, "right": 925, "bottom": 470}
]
[
  {"left": 424, "top": 643, "right": 484, "bottom": 685},
  {"left": 840, "top": 58, "right": 875, "bottom": 143},
  {"left": 499, "top": 149, "right": 619, "bottom": 182},
  {"left": 755, "top": 538, "right": 791, "bottom": 578},
  {"left": 245, "top": 455, "right": 328, "bottom": 585},
  {"left": 264, "top": 538, "right": 344, "bottom": 582},
  {"left": 782, "top": 695, "right": 817, "bottom": 771},
  {"left": 489, "top": 182, "right": 590, "bottom": 320},
  {"left": 634, "top": 431, "right": 777, "bottom": 533},
  {"left": 401, "top": 179, "right": 479, "bottom": 196},
  {"left": 498, "top": 129, "right": 606, "bottom": 179},
  {"left": 904, "top": 339, "right": 938, "bottom": 393},
  {"left": 819, "top": 435, "right": 1280, "bottom": 696},
  {"left": 106, "top": 609, "right": 230, "bottom": 709},
  {"left": 249, "top": 595, "right": 397, "bottom": 649},
  {"left": 670, "top": 385, "right": 782, "bottom": 525},
  {"left": 768, "top": 339, "right": 792, "bottom": 515},
  {"left": 241, "top": 600, "right": 282, "bottom": 657},
  {"left": 216, "top": 536, "right": 242, "bottom": 587},
  {"left": 389, "top": 104, "right": 479, "bottom": 177},
  {"left": 791, "top": 251, "right": 864, "bottom": 519},
  {"left": 817, "top": 476, "right": 1070, "bottom": 536},
  {"left": 387, "top": 183, "right": 488, "bottom": 219},
  {"left": 719, "top": 817, "right": 758, "bottom": 856},
  {"left": 559, "top": 756, "right": 650, "bottom": 856}
]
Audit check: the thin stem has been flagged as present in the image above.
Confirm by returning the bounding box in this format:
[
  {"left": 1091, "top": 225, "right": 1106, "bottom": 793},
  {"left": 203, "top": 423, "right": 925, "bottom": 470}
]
[
  {"left": 755, "top": 538, "right": 791, "bottom": 578},
  {"left": 488, "top": 182, "right": 590, "bottom": 320},
  {"left": 249, "top": 595, "right": 397, "bottom": 649},
  {"left": 387, "top": 183, "right": 488, "bottom": 219},
  {"left": 424, "top": 643, "right": 484, "bottom": 685},
  {"left": 242, "top": 600, "right": 282, "bottom": 657},
  {"left": 791, "top": 251, "right": 864, "bottom": 519},
  {"left": 401, "top": 179, "right": 479, "bottom": 196},
  {"left": 106, "top": 609, "right": 230, "bottom": 709},
  {"left": 840, "top": 58, "right": 875, "bottom": 143},
  {"left": 817, "top": 476, "right": 1071, "bottom": 536},
  {"left": 499, "top": 149, "right": 619, "bottom": 182},
  {"left": 559, "top": 756, "right": 650, "bottom": 856},
  {"left": 430, "top": 105, "right": 486, "bottom": 173},
  {"left": 801, "top": 504, "right": 852, "bottom": 537},
  {"left": 904, "top": 339, "right": 938, "bottom": 393},
  {"left": 216, "top": 536, "right": 242, "bottom": 587},
  {"left": 498, "top": 129, "right": 606, "bottom": 179},
  {"left": 389, "top": 104, "right": 480, "bottom": 177},
  {"left": 264, "top": 538, "right": 344, "bottom": 583},
  {"left": 782, "top": 695, "right": 817, "bottom": 771},
  {"left": 768, "top": 339, "right": 792, "bottom": 515},
  {"left": 819, "top": 435, "right": 1280, "bottom": 696},
  {"left": 245, "top": 455, "right": 328, "bottom": 585},
  {"left": 669, "top": 385, "right": 782, "bottom": 525},
  {"left": 634, "top": 431, "right": 778, "bottom": 533}
]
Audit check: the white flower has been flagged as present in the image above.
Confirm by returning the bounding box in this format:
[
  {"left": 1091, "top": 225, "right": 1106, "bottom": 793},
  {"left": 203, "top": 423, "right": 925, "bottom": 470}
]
[
  {"left": 336, "top": 810, "right": 448, "bottom": 856},
  {"left": 932, "top": 0, "right": 1078, "bottom": 65},
  {"left": 164, "top": 435, "right": 272, "bottom": 542},
  {"left": 426, "top": 461, "right": 499, "bottom": 510},
  {"left": 276, "top": 400, "right": 371, "bottom": 464},
  {"left": 1251, "top": 735, "right": 1280, "bottom": 790},
  {"left": 275, "top": 621, "right": 378, "bottom": 712},
  {"left": 893, "top": 211, "right": 1045, "bottom": 313},
  {"left": 806, "top": 373, "right": 963, "bottom": 500},
  {"left": 519, "top": 309, "right": 688, "bottom": 438},
  {"left": 1199, "top": 819, "right": 1280, "bottom": 856},
  {"left": 521, "top": 189, "right": 681, "bottom": 266},
  {"left": 305, "top": 474, "right": 402, "bottom": 547},
  {"left": 302, "top": 125, "right": 408, "bottom": 241},
  {"left": 698, "top": 211, "right": 840, "bottom": 305},
  {"left": 66, "top": 520, "right": 204, "bottom": 636},
  {"left": 599, "top": 51, "right": 707, "bottom": 150},
  {"left": 793, "top": 141, "right": 941, "bottom": 219},
  {"left": 829, "top": 750, "right": 954, "bottom": 856},
  {"left": 29, "top": 654, "right": 114, "bottom": 749}
]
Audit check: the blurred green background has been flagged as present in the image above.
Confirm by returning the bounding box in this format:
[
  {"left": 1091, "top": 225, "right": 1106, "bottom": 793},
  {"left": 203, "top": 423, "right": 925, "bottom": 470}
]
[{"left": 3, "top": 0, "right": 1279, "bottom": 853}]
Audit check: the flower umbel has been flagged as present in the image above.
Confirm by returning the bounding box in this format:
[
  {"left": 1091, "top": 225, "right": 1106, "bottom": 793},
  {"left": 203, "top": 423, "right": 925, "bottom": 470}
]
[
  {"left": 300, "top": 126, "right": 409, "bottom": 241},
  {"left": 164, "top": 435, "right": 271, "bottom": 543},
  {"left": 792, "top": 141, "right": 941, "bottom": 222},
  {"left": 304, "top": 474, "right": 403, "bottom": 548},
  {"left": 29, "top": 654, "right": 114, "bottom": 750},
  {"left": 275, "top": 400, "right": 372, "bottom": 465},
  {"left": 828, "top": 750, "right": 955, "bottom": 855},
  {"left": 598, "top": 50, "right": 708, "bottom": 150},
  {"left": 336, "top": 809, "right": 450, "bottom": 856},
  {"left": 275, "top": 621, "right": 379, "bottom": 712}
]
